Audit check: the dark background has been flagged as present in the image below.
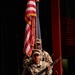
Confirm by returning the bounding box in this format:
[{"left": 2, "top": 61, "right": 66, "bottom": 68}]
[{"left": 60, "top": 0, "right": 75, "bottom": 75}]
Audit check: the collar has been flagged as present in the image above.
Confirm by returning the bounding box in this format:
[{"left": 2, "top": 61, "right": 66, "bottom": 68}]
[{"left": 31, "top": 61, "right": 42, "bottom": 68}]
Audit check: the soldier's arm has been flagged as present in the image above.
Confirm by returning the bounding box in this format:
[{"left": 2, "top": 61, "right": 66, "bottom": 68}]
[
  {"left": 22, "top": 66, "right": 33, "bottom": 75},
  {"left": 44, "top": 51, "right": 53, "bottom": 63},
  {"left": 46, "top": 69, "right": 53, "bottom": 75},
  {"left": 47, "top": 53, "right": 53, "bottom": 69},
  {"left": 46, "top": 64, "right": 53, "bottom": 75},
  {"left": 44, "top": 52, "right": 53, "bottom": 75}
]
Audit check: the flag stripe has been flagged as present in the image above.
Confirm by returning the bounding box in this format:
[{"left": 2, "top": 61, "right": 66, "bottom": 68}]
[
  {"left": 23, "top": 25, "right": 31, "bottom": 53},
  {"left": 27, "top": 1, "right": 36, "bottom": 8},
  {"left": 26, "top": 7, "right": 36, "bottom": 12},
  {"left": 24, "top": 25, "right": 30, "bottom": 42}
]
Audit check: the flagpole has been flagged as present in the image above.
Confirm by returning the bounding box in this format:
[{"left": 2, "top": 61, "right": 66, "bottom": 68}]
[
  {"left": 35, "top": 0, "right": 43, "bottom": 50},
  {"left": 35, "top": 0, "right": 39, "bottom": 49}
]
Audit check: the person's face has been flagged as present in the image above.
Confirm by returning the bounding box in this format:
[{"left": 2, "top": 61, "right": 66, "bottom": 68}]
[
  {"left": 37, "top": 43, "right": 42, "bottom": 49},
  {"left": 32, "top": 53, "right": 41, "bottom": 64}
]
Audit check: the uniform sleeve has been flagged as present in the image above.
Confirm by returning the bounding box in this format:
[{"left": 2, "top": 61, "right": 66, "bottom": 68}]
[
  {"left": 43, "top": 60, "right": 53, "bottom": 75},
  {"left": 22, "top": 66, "right": 34, "bottom": 75},
  {"left": 47, "top": 69, "right": 53, "bottom": 75},
  {"left": 44, "top": 51, "right": 53, "bottom": 63}
]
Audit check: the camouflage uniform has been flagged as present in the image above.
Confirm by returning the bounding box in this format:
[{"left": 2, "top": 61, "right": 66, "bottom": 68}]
[
  {"left": 23, "top": 50, "right": 53, "bottom": 67},
  {"left": 42, "top": 50, "right": 53, "bottom": 63},
  {"left": 22, "top": 61, "right": 52, "bottom": 75},
  {"left": 35, "top": 39, "right": 53, "bottom": 64},
  {"left": 42, "top": 50, "right": 53, "bottom": 74},
  {"left": 22, "top": 49, "right": 53, "bottom": 75},
  {"left": 23, "top": 55, "right": 32, "bottom": 68}
]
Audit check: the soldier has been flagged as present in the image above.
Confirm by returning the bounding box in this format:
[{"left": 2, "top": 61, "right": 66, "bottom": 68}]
[
  {"left": 22, "top": 49, "right": 53, "bottom": 75},
  {"left": 35, "top": 39, "right": 53, "bottom": 63},
  {"left": 22, "top": 39, "right": 53, "bottom": 74}
]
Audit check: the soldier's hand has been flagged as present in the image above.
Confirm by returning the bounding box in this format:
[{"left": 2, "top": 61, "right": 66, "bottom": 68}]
[{"left": 46, "top": 65, "right": 53, "bottom": 70}]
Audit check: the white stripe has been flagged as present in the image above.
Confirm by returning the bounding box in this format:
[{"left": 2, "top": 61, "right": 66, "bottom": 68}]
[
  {"left": 26, "top": 43, "right": 31, "bottom": 53},
  {"left": 27, "top": 1, "right": 36, "bottom": 6},
  {"left": 24, "top": 24, "right": 30, "bottom": 46},
  {"left": 26, "top": 7, "right": 36, "bottom": 12},
  {"left": 25, "top": 24, "right": 30, "bottom": 31},
  {"left": 24, "top": 31, "right": 30, "bottom": 45}
]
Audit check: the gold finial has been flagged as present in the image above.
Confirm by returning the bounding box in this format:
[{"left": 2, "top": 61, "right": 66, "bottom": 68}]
[{"left": 36, "top": 0, "right": 40, "bottom": 2}]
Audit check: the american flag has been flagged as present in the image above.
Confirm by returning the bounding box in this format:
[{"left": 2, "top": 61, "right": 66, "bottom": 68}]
[{"left": 23, "top": 0, "right": 36, "bottom": 57}]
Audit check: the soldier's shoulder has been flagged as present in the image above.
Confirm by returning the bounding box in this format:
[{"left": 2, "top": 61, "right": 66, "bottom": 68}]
[
  {"left": 42, "top": 61, "right": 49, "bottom": 66},
  {"left": 23, "top": 57, "right": 33, "bottom": 67},
  {"left": 43, "top": 50, "right": 50, "bottom": 55}
]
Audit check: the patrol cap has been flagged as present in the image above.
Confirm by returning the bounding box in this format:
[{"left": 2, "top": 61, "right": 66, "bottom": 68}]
[
  {"left": 36, "top": 39, "right": 41, "bottom": 44},
  {"left": 32, "top": 49, "right": 42, "bottom": 55}
]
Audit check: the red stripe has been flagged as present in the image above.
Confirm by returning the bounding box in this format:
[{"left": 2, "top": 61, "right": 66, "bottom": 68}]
[
  {"left": 24, "top": 36, "right": 31, "bottom": 51},
  {"left": 26, "top": 4, "right": 36, "bottom": 9},
  {"left": 28, "top": 0, "right": 36, "bottom": 2},
  {"left": 24, "top": 25, "right": 31, "bottom": 40},
  {"left": 28, "top": 47, "right": 32, "bottom": 56},
  {"left": 24, "top": 26, "right": 31, "bottom": 50},
  {"left": 25, "top": 11, "right": 36, "bottom": 16},
  {"left": 31, "top": 17, "right": 35, "bottom": 45}
]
